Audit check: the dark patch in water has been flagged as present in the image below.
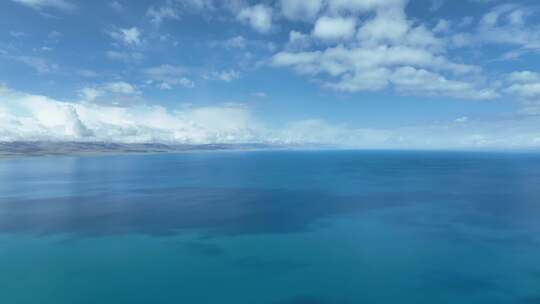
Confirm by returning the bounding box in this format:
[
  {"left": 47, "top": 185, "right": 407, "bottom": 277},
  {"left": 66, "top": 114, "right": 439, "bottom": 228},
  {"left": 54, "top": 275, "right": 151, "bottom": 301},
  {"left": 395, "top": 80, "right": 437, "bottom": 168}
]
[
  {"left": 0, "top": 187, "right": 413, "bottom": 237},
  {"left": 422, "top": 271, "right": 505, "bottom": 295},
  {"left": 233, "top": 256, "right": 309, "bottom": 273},
  {"left": 276, "top": 296, "right": 349, "bottom": 304},
  {"left": 182, "top": 242, "right": 226, "bottom": 257},
  {"left": 520, "top": 296, "right": 540, "bottom": 304}
]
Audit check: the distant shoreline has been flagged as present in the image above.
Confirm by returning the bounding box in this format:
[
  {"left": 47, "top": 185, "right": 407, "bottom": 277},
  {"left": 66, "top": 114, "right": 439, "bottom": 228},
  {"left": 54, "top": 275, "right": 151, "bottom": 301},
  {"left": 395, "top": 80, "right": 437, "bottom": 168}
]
[
  {"left": 1, "top": 141, "right": 540, "bottom": 159},
  {"left": 0, "top": 141, "right": 293, "bottom": 158}
]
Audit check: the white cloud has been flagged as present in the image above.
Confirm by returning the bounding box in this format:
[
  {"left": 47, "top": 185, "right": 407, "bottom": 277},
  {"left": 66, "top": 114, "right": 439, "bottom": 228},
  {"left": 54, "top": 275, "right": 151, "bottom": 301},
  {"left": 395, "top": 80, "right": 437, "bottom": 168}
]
[
  {"left": 77, "top": 69, "right": 99, "bottom": 78},
  {"left": 271, "top": 0, "right": 489, "bottom": 100},
  {"left": 79, "top": 88, "right": 103, "bottom": 101},
  {"left": 108, "top": 27, "right": 141, "bottom": 46},
  {"left": 2, "top": 85, "right": 540, "bottom": 149},
  {"left": 10, "top": 0, "right": 75, "bottom": 11},
  {"left": 0, "top": 85, "right": 260, "bottom": 143},
  {"left": 110, "top": 1, "right": 123, "bottom": 12},
  {"left": 144, "top": 64, "right": 195, "bottom": 89},
  {"left": 327, "top": 0, "right": 406, "bottom": 14},
  {"left": 9, "top": 31, "right": 25, "bottom": 38},
  {"left": 508, "top": 71, "right": 540, "bottom": 83},
  {"left": 106, "top": 51, "right": 143, "bottom": 62},
  {"left": 78, "top": 82, "right": 140, "bottom": 104},
  {"left": 147, "top": 3, "right": 180, "bottom": 25},
  {"left": 312, "top": 16, "right": 356, "bottom": 41},
  {"left": 207, "top": 70, "right": 240, "bottom": 82},
  {"left": 455, "top": 117, "right": 469, "bottom": 123},
  {"left": 252, "top": 92, "right": 267, "bottom": 98},
  {"left": 14, "top": 56, "right": 58, "bottom": 73},
  {"left": 181, "top": 0, "right": 214, "bottom": 11},
  {"left": 505, "top": 83, "right": 540, "bottom": 99},
  {"left": 104, "top": 82, "right": 138, "bottom": 95},
  {"left": 287, "top": 31, "right": 311, "bottom": 50},
  {"left": 476, "top": 4, "right": 540, "bottom": 53},
  {"left": 48, "top": 30, "right": 62, "bottom": 40},
  {"left": 237, "top": 4, "right": 273, "bottom": 34},
  {"left": 502, "top": 70, "right": 540, "bottom": 114},
  {"left": 357, "top": 7, "right": 408, "bottom": 44},
  {"left": 222, "top": 36, "right": 246, "bottom": 49},
  {"left": 280, "top": 0, "right": 322, "bottom": 22},
  {"left": 433, "top": 19, "right": 450, "bottom": 33}
]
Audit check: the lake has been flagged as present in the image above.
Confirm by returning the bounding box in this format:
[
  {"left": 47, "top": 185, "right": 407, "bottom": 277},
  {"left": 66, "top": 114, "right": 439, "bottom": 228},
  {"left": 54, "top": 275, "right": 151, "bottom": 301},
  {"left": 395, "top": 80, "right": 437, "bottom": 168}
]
[{"left": 1, "top": 150, "right": 539, "bottom": 303}]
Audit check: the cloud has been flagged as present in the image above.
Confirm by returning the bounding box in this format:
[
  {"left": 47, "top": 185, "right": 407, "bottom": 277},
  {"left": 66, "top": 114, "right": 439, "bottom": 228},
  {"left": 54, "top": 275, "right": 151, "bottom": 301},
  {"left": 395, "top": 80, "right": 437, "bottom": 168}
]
[
  {"left": 507, "top": 71, "right": 540, "bottom": 83},
  {"left": 287, "top": 31, "right": 311, "bottom": 50},
  {"left": 222, "top": 36, "right": 246, "bottom": 49},
  {"left": 327, "top": 0, "right": 406, "bottom": 14},
  {"left": 503, "top": 70, "right": 540, "bottom": 115},
  {"left": 280, "top": 0, "right": 322, "bottom": 22},
  {"left": 10, "top": 0, "right": 75, "bottom": 11},
  {"left": 77, "top": 69, "right": 99, "bottom": 78},
  {"left": 0, "top": 85, "right": 260, "bottom": 143},
  {"left": 237, "top": 4, "right": 273, "bottom": 33},
  {"left": 106, "top": 51, "right": 143, "bottom": 62},
  {"left": 9, "top": 31, "right": 25, "bottom": 38},
  {"left": 252, "top": 92, "right": 267, "bottom": 98},
  {"left": 79, "top": 87, "right": 103, "bottom": 101},
  {"left": 110, "top": 1, "right": 123, "bottom": 12},
  {"left": 475, "top": 4, "right": 540, "bottom": 56},
  {"left": 312, "top": 16, "right": 356, "bottom": 41},
  {"left": 147, "top": 2, "right": 180, "bottom": 25},
  {"left": 78, "top": 82, "right": 140, "bottom": 104},
  {"left": 144, "top": 64, "right": 195, "bottom": 89},
  {"left": 108, "top": 27, "right": 141, "bottom": 46},
  {"left": 180, "top": 0, "right": 214, "bottom": 11},
  {"left": 505, "top": 71, "right": 540, "bottom": 98},
  {"left": 104, "top": 81, "right": 139, "bottom": 95},
  {"left": 14, "top": 56, "right": 58, "bottom": 73},
  {"left": 271, "top": 0, "right": 490, "bottom": 99},
  {"left": 205, "top": 70, "right": 240, "bottom": 82},
  {"left": 2, "top": 85, "right": 540, "bottom": 149},
  {"left": 356, "top": 6, "right": 409, "bottom": 44},
  {"left": 455, "top": 116, "right": 469, "bottom": 123}
]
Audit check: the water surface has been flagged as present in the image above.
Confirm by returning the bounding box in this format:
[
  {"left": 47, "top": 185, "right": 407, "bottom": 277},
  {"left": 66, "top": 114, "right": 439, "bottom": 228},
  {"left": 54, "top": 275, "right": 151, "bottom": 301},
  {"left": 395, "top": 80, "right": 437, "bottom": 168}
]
[{"left": 1, "top": 151, "right": 539, "bottom": 303}]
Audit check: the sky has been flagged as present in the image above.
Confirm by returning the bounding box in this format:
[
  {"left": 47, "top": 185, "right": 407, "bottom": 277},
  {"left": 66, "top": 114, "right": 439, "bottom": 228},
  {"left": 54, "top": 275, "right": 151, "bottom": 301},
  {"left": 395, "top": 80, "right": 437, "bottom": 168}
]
[{"left": 1, "top": 0, "right": 540, "bottom": 149}]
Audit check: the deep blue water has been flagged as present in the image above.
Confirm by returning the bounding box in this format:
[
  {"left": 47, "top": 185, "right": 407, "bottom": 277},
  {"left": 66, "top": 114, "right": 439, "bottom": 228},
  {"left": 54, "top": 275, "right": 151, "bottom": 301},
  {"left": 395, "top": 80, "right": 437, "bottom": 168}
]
[{"left": 1, "top": 150, "right": 540, "bottom": 303}]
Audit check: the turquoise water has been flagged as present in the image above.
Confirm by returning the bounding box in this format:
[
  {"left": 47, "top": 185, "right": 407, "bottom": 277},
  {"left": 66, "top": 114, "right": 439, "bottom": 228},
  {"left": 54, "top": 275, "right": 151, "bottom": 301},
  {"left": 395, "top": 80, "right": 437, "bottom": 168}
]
[{"left": 1, "top": 151, "right": 539, "bottom": 303}]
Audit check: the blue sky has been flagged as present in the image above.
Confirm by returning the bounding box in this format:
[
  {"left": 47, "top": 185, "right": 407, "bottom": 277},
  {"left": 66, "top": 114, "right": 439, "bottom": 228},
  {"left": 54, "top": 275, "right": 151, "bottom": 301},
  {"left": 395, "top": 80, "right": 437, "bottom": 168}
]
[{"left": 1, "top": 0, "right": 540, "bottom": 149}]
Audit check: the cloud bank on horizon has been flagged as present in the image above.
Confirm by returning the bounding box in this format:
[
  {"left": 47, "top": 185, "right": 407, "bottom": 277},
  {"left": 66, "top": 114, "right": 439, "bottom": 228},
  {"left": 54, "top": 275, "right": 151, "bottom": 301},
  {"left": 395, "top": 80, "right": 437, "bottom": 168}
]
[{"left": 1, "top": 0, "right": 540, "bottom": 149}]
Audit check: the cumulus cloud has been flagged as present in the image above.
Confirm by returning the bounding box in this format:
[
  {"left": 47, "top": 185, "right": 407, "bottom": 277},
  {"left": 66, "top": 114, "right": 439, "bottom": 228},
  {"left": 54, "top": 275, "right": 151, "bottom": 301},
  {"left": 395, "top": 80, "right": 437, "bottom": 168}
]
[
  {"left": 14, "top": 56, "right": 58, "bottom": 73},
  {"left": 280, "top": 0, "right": 322, "bottom": 22},
  {"left": 271, "top": 0, "right": 491, "bottom": 99},
  {"left": 287, "top": 31, "right": 311, "bottom": 50},
  {"left": 312, "top": 16, "right": 357, "bottom": 41},
  {"left": 108, "top": 27, "right": 141, "bottom": 46},
  {"left": 2, "top": 85, "right": 540, "bottom": 149},
  {"left": 221, "top": 36, "right": 247, "bottom": 49},
  {"left": 110, "top": 1, "right": 123, "bottom": 12},
  {"left": 500, "top": 70, "right": 540, "bottom": 115},
  {"left": 0, "top": 85, "right": 260, "bottom": 143},
  {"left": 475, "top": 4, "right": 540, "bottom": 57},
  {"left": 106, "top": 51, "right": 143, "bottom": 62},
  {"left": 147, "top": 2, "right": 180, "bottom": 25},
  {"left": 144, "top": 65, "right": 195, "bottom": 89},
  {"left": 78, "top": 82, "right": 140, "bottom": 105},
  {"left": 205, "top": 70, "right": 240, "bottom": 82},
  {"left": 237, "top": 4, "right": 273, "bottom": 33},
  {"left": 327, "top": 0, "right": 406, "bottom": 14},
  {"left": 505, "top": 74, "right": 540, "bottom": 99}
]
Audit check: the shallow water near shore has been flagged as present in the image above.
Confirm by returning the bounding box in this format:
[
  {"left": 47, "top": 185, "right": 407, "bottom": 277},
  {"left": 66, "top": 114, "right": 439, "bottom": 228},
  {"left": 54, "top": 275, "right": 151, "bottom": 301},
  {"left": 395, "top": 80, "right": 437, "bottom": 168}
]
[{"left": 1, "top": 150, "right": 540, "bottom": 303}]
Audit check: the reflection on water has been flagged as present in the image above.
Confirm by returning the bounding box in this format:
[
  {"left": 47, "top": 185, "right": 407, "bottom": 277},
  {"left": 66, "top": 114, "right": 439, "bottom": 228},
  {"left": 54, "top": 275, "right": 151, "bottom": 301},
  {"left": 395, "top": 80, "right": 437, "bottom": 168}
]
[{"left": 1, "top": 151, "right": 540, "bottom": 304}]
